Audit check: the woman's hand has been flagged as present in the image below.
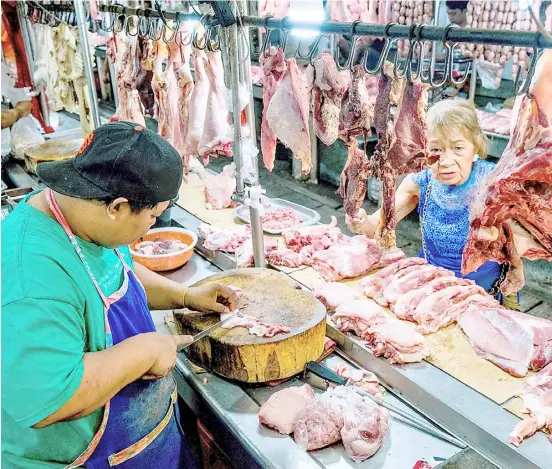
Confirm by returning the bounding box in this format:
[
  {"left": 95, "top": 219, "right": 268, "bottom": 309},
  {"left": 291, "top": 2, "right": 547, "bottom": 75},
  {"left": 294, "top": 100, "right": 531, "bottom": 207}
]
[
  {"left": 142, "top": 333, "right": 193, "bottom": 380},
  {"left": 183, "top": 283, "right": 239, "bottom": 314},
  {"left": 345, "top": 209, "right": 379, "bottom": 238}
]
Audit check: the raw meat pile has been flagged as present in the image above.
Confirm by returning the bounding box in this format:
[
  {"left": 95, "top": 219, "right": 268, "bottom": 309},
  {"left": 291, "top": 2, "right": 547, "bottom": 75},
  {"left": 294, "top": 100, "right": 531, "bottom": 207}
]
[
  {"left": 462, "top": 87, "right": 552, "bottom": 295},
  {"left": 221, "top": 311, "right": 290, "bottom": 338},
  {"left": 509, "top": 363, "right": 552, "bottom": 446},
  {"left": 134, "top": 239, "right": 187, "bottom": 256},
  {"left": 334, "top": 363, "right": 382, "bottom": 397},
  {"left": 261, "top": 208, "right": 302, "bottom": 230},
  {"left": 332, "top": 299, "right": 428, "bottom": 364},
  {"left": 258, "top": 384, "right": 315, "bottom": 434},
  {"left": 293, "top": 386, "right": 389, "bottom": 462},
  {"left": 460, "top": 0, "right": 551, "bottom": 88},
  {"left": 476, "top": 108, "right": 512, "bottom": 136}
]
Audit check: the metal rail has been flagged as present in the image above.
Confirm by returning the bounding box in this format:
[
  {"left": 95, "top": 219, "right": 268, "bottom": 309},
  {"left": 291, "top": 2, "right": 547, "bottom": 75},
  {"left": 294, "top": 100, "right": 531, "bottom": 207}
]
[{"left": 99, "top": 4, "right": 552, "bottom": 49}]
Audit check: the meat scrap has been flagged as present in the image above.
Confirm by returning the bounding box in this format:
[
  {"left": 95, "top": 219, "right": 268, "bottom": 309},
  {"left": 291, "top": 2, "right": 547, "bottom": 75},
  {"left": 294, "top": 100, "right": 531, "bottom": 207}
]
[
  {"left": 266, "top": 58, "right": 312, "bottom": 174},
  {"left": 267, "top": 247, "right": 311, "bottom": 269},
  {"left": 509, "top": 363, "right": 552, "bottom": 447},
  {"left": 307, "top": 52, "right": 351, "bottom": 146},
  {"left": 282, "top": 216, "right": 343, "bottom": 253},
  {"left": 462, "top": 95, "right": 552, "bottom": 295},
  {"left": 221, "top": 311, "right": 290, "bottom": 338},
  {"left": 334, "top": 363, "right": 382, "bottom": 397},
  {"left": 258, "top": 384, "right": 315, "bottom": 435},
  {"left": 262, "top": 207, "right": 302, "bottom": 230},
  {"left": 259, "top": 47, "right": 287, "bottom": 172},
  {"left": 370, "top": 63, "right": 429, "bottom": 249},
  {"left": 313, "top": 282, "right": 358, "bottom": 314},
  {"left": 235, "top": 237, "right": 279, "bottom": 269}
]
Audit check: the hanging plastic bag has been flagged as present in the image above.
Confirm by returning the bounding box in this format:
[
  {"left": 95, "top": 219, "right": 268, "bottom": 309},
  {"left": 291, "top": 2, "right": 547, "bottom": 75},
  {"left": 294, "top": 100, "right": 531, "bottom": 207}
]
[{"left": 10, "top": 115, "right": 44, "bottom": 160}]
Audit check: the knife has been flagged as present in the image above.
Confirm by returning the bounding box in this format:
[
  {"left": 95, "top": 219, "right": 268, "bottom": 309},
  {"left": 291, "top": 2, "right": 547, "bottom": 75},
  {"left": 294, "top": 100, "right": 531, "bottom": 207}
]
[
  {"left": 303, "top": 361, "right": 466, "bottom": 449},
  {"left": 177, "top": 311, "right": 240, "bottom": 352}
]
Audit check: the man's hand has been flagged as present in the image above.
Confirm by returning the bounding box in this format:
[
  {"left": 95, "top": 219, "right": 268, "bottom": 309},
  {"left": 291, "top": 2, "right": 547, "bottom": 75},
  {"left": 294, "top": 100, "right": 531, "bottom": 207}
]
[
  {"left": 142, "top": 333, "right": 193, "bottom": 380},
  {"left": 183, "top": 283, "right": 239, "bottom": 314},
  {"left": 14, "top": 101, "right": 32, "bottom": 118},
  {"left": 345, "top": 208, "right": 378, "bottom": 237}
]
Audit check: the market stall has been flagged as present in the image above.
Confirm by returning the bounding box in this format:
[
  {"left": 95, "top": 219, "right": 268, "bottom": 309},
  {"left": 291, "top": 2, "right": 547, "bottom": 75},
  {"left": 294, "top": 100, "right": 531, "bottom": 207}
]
[{"left": 3, "top": 1, "right": 552, "bottom": 468}]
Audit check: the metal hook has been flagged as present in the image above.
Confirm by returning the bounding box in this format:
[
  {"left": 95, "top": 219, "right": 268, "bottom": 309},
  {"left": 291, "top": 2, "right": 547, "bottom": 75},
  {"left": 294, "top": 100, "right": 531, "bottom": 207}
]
[
  {"left": 295, "top": 34, "right": 327, "bottom": 65},
  {"left": 336, "top": 20, "right": 362, "bottom": 72},
  {"left": 444, "top": 24, "right": 472, "bottom": 86},
  {"left": 514, "top": 47, "right": 542, "bottom": 96},
  {"left": 138, "top": 11, "right": 151, "bottom": 38},
  {"left": 259, "top": 16, "right": 277, "bottom": 57},
  {"left": 429, "top": 24, "right": 455, "bottom": 88},
  {"left": 113, "top": 9, "right": 126, "bottom": 34},
  {"left": 405, "top": 24, "right": 424, "bottom": 82},
  {"left": 125, "top": 14, "right": 139, "bottom": 36},
  {"left": 362, "top": 22, "right": 396, "bottom": 75},
  {"left": 206, "top": 24, "right": 221, "bottom": 52},
  {"left": 278, "top": 16, "right": 292, "bottom": 56},
  {"left": 149, "top": 18, "right": 164, "bottom": 41},
  {"left": 101, "top": 9, "right": 115, "bottom": 32},
  {"left": 192, "top": 15, "right": 208, "bottom": 50},
  {"left": 162, "top": 18, "right": 179, "bottom": 43},
  {"left": 394, "top": 24, "right": 417, "bottom": 79}
]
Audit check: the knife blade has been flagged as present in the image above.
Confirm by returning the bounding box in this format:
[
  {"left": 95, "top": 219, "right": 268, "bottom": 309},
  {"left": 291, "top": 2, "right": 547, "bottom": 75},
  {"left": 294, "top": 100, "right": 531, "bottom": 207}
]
[
  {"left": 177, "top": 311, "right": 240, "bottom": 352},
  {"left": 303, "top": 361, "right": 466, "bottom": 449}
]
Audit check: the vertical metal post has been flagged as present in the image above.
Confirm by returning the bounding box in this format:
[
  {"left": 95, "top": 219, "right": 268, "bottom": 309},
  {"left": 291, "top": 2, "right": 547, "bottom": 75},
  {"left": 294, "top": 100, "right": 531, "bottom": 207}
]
[
  {"left": 230, "top": 0, "right": 265, "bottom": 267},
  {"left": 74, "top": 0, "right": 101, "bottom": 129},
  {"left": 469, "top": 60, "right": 477, "bottom": 101}
]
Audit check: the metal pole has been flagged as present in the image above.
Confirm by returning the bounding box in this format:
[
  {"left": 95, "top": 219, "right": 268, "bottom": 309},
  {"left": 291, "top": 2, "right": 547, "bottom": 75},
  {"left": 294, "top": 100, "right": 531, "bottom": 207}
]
[
  {"left": 74, "top": 0, "right": 101, "bottom": 129},
  {"left": 469, "top": 60, "right": 477, "bottom": 101}
]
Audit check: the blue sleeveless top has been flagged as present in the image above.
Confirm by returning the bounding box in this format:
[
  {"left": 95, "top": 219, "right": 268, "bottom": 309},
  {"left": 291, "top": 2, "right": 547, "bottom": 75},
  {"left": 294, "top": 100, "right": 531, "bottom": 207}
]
[{"left": 412, "top": 159, "right": 501, "bottom": 292}]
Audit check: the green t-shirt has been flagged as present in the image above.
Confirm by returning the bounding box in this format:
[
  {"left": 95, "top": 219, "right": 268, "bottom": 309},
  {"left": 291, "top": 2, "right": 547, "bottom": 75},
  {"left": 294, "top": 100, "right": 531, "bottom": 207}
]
[{"left": 1, "top": 193, "right": 134, "bottom": 469}]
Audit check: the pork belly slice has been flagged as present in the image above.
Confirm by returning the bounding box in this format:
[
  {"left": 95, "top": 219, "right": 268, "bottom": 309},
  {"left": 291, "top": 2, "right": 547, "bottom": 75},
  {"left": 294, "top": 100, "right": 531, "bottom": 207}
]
[
  {"left": 313, "top": 282, "right": 358, "bottom": 314},
  {"left": 367, "top": 320, "right": 428, "bottom": 364}
]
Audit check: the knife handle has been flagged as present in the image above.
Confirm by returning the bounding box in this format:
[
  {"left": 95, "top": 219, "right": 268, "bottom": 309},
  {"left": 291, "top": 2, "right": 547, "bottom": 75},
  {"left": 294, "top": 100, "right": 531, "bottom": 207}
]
[{"left": 303, "top": 361, "right": 348, "bottom": 386}]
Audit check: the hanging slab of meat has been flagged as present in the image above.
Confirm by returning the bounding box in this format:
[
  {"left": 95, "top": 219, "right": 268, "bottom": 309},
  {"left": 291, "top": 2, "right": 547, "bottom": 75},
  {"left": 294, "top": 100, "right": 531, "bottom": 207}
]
[
  {"left": 338, "top": 143, "right": 371, "bottom": 219},
  {"left": 151, "top": 40, "right": 172, "bottom": 141},
  {"left": 334, "top": 363, "right": 382, "bottom": 397},
  {"left": 341, "top": 392, "right": 389, "bottom": 463},
  {"left": 412, "top": 284, "right": 487, "bottom": 335},
  {"left": 186, "top": 50, "right": 210, "bottom": 157},
  {"left": 307, "top": 52, "right": 351, "bottom": 146},
  {"left": 136, "top": 37, "right": 155, "bottom": 116},
  {"left": 359, "top": 257, "right": 427, "bottom": 304},
  {"left": 258, "top": 384, "right": 315, "bottom": 434},
  {"left": 370, "top": 63, "right": 429, "bottom": 249},
  {"left": 266, "top": 58, "right": 312, "bottom": 174},
  {"left": 199, "top": 50, "right": 233, "bottom": 164},
  {"left": 509, "top": 363, "right": 552, "bottom": 447},
  {"left": 313, "top": 282, "right": 359, "bottom": 313},
  {"left": 338, "top": 65, "right": 373, "bottom": 143},
  {"left": 259, "top": 47, "right": 286, "bottom": 172},
  {"left": 394, "top": 276, "right": 475, "bottom": 323},
  {"left": 382, "top": 265, "right": 453, "bottom": 308},
  {"left": 197, "top": 223, "right": 251, "bottom": 252},
  {"left": 282, "top": 216, "right": 343, "bottom": 253},
  {"left": 462, "top": 95, "right": 552, "bottom": 295},
  {"left": 311, "top": 237, "right": 393, "bottom": 282},
  {"left": 457, "top": 306, "right": 535, "bottom": 377}
]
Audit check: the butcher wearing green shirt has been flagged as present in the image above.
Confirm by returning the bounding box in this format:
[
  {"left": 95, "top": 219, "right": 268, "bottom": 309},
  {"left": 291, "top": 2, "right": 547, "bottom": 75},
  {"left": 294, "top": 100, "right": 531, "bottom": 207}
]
[{"left": 2, "top": 121, "right": 237, "bottom": 469}]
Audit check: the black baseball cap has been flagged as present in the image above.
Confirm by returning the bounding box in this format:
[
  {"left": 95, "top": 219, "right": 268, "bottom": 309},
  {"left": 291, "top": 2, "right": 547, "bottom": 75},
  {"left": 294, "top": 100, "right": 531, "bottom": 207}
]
[{"left": 37, "top": 121, "right": 183, "bottom": 204}]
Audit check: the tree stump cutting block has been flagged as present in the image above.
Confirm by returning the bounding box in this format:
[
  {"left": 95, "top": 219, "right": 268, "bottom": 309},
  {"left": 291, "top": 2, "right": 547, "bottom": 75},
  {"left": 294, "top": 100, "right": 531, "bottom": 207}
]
[{"left": 173, "top": 269, "right": 326, "bottom": 383}]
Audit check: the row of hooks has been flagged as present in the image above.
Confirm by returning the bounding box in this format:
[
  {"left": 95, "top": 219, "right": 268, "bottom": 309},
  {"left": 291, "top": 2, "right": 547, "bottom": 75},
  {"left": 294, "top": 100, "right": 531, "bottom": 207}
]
[{"left": 24, "top": 1, "right": 79, "bottom": 28}]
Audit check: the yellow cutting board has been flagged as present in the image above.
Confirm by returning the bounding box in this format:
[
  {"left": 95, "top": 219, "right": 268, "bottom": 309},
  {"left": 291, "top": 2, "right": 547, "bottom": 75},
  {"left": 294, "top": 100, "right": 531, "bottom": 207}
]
[
  {"left": 289, "top": 266, "right": 526, "bottom": 404},
  {"left": 176, "top": 175, "right": 308, "bottom": 274}
]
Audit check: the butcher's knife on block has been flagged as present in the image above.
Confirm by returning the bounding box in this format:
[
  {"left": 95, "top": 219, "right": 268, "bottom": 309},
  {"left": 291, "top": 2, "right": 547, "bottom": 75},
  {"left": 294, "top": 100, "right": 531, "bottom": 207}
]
[
  {"left": 303, "top": 362, "right": 466, "bottom": 449},
  {"left": 177, "top": 311, "right": 240, "bottom": 352}
]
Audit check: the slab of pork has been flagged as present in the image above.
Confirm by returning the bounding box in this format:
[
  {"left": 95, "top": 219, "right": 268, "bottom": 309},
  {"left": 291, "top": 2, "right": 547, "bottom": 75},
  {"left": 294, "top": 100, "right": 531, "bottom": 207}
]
[{"left": 313, "top": 282, "right": 358, "bottom": 313}]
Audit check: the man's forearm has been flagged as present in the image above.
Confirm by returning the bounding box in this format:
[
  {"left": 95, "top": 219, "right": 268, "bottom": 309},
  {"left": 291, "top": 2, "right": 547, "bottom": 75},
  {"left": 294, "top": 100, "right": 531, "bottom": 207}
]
[
  {"left": 33, "top": 334, "right": 156, "bottom": 428},
  {"left": 1, "top": 108, "right": 20, "bottom": 129},
  {"left": 134, "top": 262, "right": 187, "bottom": 310}
]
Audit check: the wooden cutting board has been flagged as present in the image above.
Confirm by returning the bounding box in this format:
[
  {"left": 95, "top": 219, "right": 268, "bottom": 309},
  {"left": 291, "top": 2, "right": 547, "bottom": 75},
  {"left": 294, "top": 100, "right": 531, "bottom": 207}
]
[
  {"left": 172, "top": 268, "right": 326, "bottom": 383},
  {"left": 24, "top": 138, "right": 83, "bottom": 174},
  {"left": 288, "top": 267, "right": 526, "bottom": 404}
]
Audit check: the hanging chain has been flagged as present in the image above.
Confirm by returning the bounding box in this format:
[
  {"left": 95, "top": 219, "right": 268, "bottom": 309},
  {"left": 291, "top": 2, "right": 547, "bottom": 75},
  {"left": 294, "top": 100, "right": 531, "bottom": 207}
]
[{"left": 420, "top": 181, "right": 431, "bottom": 262}]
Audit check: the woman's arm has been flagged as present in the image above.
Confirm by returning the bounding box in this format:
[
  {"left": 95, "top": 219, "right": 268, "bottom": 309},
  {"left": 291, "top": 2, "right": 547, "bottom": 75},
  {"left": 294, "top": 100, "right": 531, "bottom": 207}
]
[{"left": 346, "top": 175, "right": 421, "bottom": 237}]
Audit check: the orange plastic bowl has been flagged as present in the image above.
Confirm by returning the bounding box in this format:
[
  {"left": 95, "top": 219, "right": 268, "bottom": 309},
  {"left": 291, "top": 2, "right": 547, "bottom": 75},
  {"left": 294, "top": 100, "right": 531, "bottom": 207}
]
[{"left": 130, "top": 228, "right": 198, "bottom": 272}]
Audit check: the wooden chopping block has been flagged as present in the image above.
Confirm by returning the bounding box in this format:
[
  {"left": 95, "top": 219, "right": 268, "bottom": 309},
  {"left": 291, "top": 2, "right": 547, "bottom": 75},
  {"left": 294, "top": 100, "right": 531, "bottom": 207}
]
[
  {"left": 173, "top": 268, "right": 326, "bottom": 383},
  {"left": 24, "top": 138, "right": 83, "bottom": 174}
]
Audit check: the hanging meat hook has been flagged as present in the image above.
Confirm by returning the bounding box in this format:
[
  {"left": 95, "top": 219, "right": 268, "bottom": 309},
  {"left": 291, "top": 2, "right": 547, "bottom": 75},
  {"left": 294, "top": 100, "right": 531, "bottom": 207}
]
[
  {"left": 112, "top": 7, "right": 126, "bottom": 34},
  {"left": 137, "top": 9, "right": 151, "bottom": 38},
  {"left": 175, "top": 17, "right": 193, "bottom": 48},
  {"left": 192, "top": 14, "right": 209, "bottom": 50},
  {"left": 278, "top": 16, "right": 292, "bottom": 57},
  {"left": 445, "top": 24, "right": 472, "bottom": 86},
  {"left": 429, "top": 24, "right": 454, "bottom": 88},
  {"left": 125, "top": 14, "right": 140, "bottom": 37},
  {"left": 295, "top": 34, "right": 329, "bottom": 65},
  {"left": 394, "top": 24, "right": 418, "bottom": 79},
  {"left": 405, "top": 24, "right": 425, "bottom": 82},
  {"left": 514, "top": 45, "right": 542, "bottom": 96},
  {"left": 335, "top": 20, "right": 362, "bottom": 72},
  {"left": 362, "top": 22, "right": 396, "bottom": 75},
  {"left": 162, "top": 18, "right": 180, "bottom": 43},
  {"left": 149, "top": 18, "right": 165, "bottom": 41},
  {"left": 101, "top": 7, "right": 116, "bottom": 32},
  {"left": 258, "top": 16, "right": 276, "bottom": 58},
  {"left": 206, "top": 24, "right": 221, "bottom": 52}
]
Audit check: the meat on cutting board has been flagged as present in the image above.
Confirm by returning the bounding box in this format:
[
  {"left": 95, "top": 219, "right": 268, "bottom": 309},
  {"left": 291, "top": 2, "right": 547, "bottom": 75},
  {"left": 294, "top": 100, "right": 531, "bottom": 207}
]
[
  {"left": 221, "top": 311, "right": 290, "bottom": 338},
  {"left": 266, "top": 58, "right": 312, "bottom": 174},
  {"left": 307, "top": 52, "right": 351, "bottom": 146},
  {"left": 457, "top": 306, "right": 535, "bottom": 377},
  {"left": 359, "top": 257, "right": 428, "bottom": 304},
  {"left": 260, "top": 47, "right": 287, "bottom": 172},
  {"left": 462, "top": 94, "right": 552, "bottom": 295},
  {"left": 258, "top": 383, "right": 315, "bottom": 434},
  {"left": 282, "top": 216, "right": 343, "bottom": 253},
  {"left": 341, "top": 392, "right": 389, "bottom": 462},
  {"left": 313, "top": 282, "right": 358, "bottom": 313},
  {"left": 311, "top": 237, "right": 387, "bottom": 282},
  {"left": 199, "top": 50, "right": 232, "bottom": 163},
  {"left": 509, "top": 363, "right": 552, "bottom": 446}
]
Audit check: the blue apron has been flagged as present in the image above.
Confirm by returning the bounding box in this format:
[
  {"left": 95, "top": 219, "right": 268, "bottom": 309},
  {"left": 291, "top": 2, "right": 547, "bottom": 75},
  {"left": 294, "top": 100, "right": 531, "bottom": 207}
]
[{"left": 45, "top": 189, "right": 197, "bottom": 469}]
